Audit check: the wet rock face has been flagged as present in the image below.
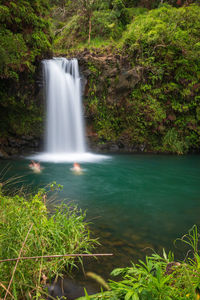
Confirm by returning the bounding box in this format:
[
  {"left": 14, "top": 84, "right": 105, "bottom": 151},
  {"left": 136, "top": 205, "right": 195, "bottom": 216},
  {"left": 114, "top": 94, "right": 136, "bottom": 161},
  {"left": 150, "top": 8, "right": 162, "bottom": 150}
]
[
  {"left": 78, "top": 52, "right": 142, "bottom": 102},
  {"left": 0, "top": 135, "right": 41, "bottom": 157},
  {"left": 115, "top": 68, "right": 142, "bottom": 94},
  {"left": 86, "top": 137, "right": 147, "bottom": 154},
  {"left": 74, "top": 50, "right": 144, "bottom": 152},
  {"left": 0, "top": 62, "right": 44, "bottom": 157}
]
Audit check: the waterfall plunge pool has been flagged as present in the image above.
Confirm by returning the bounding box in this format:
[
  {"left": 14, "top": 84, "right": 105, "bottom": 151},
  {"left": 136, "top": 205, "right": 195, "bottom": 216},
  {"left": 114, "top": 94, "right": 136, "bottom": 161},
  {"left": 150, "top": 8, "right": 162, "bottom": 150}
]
[
  {"left": 1, "top": 153, "right": 200, "bottom": 279},
  {"left": 2, "top": 58, "right": 200, "bottom": 293}
]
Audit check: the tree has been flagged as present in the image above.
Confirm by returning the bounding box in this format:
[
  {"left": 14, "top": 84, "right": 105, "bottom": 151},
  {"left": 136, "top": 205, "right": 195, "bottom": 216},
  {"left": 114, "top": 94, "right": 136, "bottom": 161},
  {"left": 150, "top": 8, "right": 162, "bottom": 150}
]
[{"left": 77, "top": 0, "right": 100, "bottom": 43}]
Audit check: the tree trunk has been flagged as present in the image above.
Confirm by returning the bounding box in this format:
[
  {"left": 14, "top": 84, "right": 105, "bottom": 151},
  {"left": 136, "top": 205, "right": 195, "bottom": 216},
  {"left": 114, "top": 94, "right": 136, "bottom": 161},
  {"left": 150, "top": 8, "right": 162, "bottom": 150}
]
[{"left": 88, "top": 14, "right": 91, "bottom": 44}]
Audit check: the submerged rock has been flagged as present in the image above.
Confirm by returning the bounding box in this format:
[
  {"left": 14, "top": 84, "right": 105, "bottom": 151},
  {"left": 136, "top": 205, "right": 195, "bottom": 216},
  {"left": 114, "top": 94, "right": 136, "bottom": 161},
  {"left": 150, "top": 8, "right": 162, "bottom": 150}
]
[{"left": 47, "top": 277, "right": 98, "bottom": 300}]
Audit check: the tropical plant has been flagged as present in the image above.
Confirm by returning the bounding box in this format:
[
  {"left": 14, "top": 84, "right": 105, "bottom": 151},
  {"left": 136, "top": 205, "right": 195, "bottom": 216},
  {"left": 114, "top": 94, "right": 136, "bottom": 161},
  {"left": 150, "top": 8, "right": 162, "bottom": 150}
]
[
  {"left": 0, "top": 0, "right": 52, "bottom": 141},
  {"left": 78, "top": 225, "right": 200, "bottom": 300},
  {"left": 0, "top": 184, "right": 97, "bottom": 299}
]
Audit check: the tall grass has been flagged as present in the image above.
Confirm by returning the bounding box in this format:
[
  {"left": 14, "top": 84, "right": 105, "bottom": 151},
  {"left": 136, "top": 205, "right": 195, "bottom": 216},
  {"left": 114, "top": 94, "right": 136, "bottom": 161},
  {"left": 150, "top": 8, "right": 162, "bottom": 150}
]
[{"left": 0, "top": 184, "right": 97, "bottom": 299}]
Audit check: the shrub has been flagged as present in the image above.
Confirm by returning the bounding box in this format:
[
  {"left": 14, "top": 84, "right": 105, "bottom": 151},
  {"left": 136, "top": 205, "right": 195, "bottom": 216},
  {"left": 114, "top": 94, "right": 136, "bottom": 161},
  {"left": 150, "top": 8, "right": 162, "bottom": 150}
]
[
  {"left": 0, "top": 0, "right": 52, "bottom": 139},
  {"left": 0, "top": 185, "right": 97, "bottom": 299},
  {"left": 119, "top": 4, "right": 200, "bottom": 153},
  {"left": 78, "top": 225, "right": 200, "bottom": 300}
]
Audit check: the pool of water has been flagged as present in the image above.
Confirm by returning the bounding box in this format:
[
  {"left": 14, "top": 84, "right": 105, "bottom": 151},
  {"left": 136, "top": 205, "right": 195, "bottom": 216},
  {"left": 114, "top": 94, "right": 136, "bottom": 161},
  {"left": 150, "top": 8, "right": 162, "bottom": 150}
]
[{"left": 1, "top": 154, "right": 200, "bottom": 279}]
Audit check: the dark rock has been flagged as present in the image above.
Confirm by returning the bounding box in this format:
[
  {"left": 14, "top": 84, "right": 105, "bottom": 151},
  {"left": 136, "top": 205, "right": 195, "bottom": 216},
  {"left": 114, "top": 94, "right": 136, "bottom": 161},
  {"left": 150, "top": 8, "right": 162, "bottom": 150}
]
[
  {"left": 105, "top": 68, "right": 118, "bottom": 77},
  {"left": 25, "top": 135, "right": 34, "bottom": 141},
  {"left": 116, "top": 68, "right": 142, "bottom": 93},
  {"left": 19, "top": 140, "right": 27, "bottom": 145},
  {"left": 0, "top": 149, "right": 9, "bottom": 158},
  {"left": 33, "top": 140, "right": 40, "bottom": 147},
  {"left": 165, "top": 262, "right": 181, "bottom": 275},
  {"left": 96, "top": 53, "right": 104, "bottom": 57},
  {"left": 139, "top": 144, "right": 146, "bottom": 152},
  {"left": 9, "top": 148, "right": 19, "bottom": 155},
  {"left": 115, "top": 54, "right": 121, "bottom": 60},
  {"left": 109, "top": 144, "right": 119, "bottom": 152},
  {"left": 0, "top": 134, "right": 41, "bottom": 157},
  {"left": 47, "top": 284, "right": 64, "bottom": 299},
  {"left": 82, "top": 69, "right": 91, "bottom": 77},
  {"left": 47, "top": 277, "right": 98, "bottom": 300}
]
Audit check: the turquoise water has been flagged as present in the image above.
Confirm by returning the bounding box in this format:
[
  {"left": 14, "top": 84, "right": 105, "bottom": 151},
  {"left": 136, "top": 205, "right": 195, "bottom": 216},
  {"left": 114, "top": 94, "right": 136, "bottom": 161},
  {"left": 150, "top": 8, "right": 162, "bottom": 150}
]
[{"left": 1, "top": 154, "right": 200, "bottom": 277}]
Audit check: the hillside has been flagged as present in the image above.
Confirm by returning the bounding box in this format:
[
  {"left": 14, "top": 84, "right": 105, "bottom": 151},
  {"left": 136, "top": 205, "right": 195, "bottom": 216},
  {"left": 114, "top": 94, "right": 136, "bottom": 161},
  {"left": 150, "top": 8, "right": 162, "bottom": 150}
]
[{"left": 0, "top": 0, "right": 200, "bottom": 155}]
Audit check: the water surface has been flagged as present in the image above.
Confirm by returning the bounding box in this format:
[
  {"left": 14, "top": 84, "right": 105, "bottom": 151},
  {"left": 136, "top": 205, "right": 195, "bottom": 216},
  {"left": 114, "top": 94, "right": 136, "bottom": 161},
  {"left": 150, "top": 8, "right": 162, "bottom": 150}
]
[{"left": 1, "top": 154, "right": 200, "bottom": 278}]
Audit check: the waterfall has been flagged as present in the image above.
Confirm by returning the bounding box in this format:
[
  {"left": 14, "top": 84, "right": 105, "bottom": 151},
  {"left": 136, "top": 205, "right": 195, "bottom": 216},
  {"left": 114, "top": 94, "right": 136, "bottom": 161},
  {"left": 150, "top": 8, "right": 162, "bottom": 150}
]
[
  {"left": 29, "top": 57, "right": 109, "bottom": 162},
  {"left": 43, "top": 57, "right": 86, "bottom": 153}
]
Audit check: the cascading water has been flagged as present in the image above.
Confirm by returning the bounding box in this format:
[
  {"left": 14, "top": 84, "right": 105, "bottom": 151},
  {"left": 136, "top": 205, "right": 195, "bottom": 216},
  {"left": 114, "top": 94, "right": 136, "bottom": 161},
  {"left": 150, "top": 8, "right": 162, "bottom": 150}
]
[
  {"left": 44, "top": 58, "right": 85, "bottom": 153},
  {"left": 29, "top": 57, "right": 108, "bottom": 163}
]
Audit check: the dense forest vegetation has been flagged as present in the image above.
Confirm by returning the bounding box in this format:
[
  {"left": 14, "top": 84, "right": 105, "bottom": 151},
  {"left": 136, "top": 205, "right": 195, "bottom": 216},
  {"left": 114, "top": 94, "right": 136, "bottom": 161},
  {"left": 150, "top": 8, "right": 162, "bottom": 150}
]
[
  {"left": 0, "top": 0, "right": 52, "bottom": 155},
  {"left": 1, "top": 2, "right": 200, "bottom": 299},
  {"left": 0, "top": 0, "right": 200, "bottom": 154}
]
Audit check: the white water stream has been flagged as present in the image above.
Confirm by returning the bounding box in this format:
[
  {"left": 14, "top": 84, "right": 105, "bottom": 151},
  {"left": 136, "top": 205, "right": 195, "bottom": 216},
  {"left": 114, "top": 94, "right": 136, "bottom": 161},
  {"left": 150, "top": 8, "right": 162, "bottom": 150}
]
[
  {"left": 30, "top": 58, "right": 108, "bottom": 163},
  {"left": 44, "top": 58, "right": 85, "bottom": 153}
]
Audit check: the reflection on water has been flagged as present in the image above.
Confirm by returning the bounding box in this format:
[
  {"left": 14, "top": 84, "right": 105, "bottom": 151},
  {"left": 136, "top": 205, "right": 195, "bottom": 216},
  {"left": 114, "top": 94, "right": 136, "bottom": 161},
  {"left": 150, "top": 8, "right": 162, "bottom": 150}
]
[{"left": 0, "top": 154, "right": 200, "bottom": 279}]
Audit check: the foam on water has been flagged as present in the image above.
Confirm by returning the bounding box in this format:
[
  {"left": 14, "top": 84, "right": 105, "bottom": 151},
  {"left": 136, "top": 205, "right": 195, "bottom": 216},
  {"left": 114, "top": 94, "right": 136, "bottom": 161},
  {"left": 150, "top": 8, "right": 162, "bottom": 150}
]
[{"left": 29, "top": 152, "right": 110, "bottom": 163}]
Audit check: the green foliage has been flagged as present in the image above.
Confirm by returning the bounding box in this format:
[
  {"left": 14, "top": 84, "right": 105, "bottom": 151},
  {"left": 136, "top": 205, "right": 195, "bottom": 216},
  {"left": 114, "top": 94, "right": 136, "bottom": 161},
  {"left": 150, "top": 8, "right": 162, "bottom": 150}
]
[
  {"left": 91, "top": 10, "right": 124, "bottom": 40},
  {"left": 0, "top": 0, "right": 52, "bottom": 138},
  {"left": 54, "top": 14, "right": 84, "bottom": 49},
  {"left": 53, "top": 0, "right": 147, "bottom": 50},
  {"left": 112, "top": 0, "right": 128, "bottom": 26},
  {"left": 0, "top": 1, "right": 51, "bottom": 79},
  {"left": 122, "top": 4, "right": 200, "bottom": 153},
  {"left": 0, "top": 185, "right": 97, "bottom": 299},
  {"left": 1, "top": 0, "right": 200, "bottom": 153},
  {"left": 53, "top": 8, "right": 124, "bottom": 49},
  {"left": 84, "top": 4, "right": 200, "bottom": 154},
  {"left": 162, "top": 128, "right": 189, "bottom": 154},
  {"left": 78, "top": 226, "right": 200, "bottom": 300},
  {"left": 0, "top": 29, "right": 28, "bottom": 79}
]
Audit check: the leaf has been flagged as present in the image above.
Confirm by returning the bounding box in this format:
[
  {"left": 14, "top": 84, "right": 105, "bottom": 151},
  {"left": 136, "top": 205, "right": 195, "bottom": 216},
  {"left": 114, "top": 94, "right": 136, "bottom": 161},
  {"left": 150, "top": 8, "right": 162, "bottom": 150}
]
[
  {"left": 84, "top": 288, "right": 91, "bottom": 300},
  {"left": 111, "top": 268, "right": 127, "bottom": 276},
  {"left": 132, "top": 293, "right": 140, "bottom": 300},
  {"left": 125, "top": 290, "right": 134, "bottom": 300}
]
